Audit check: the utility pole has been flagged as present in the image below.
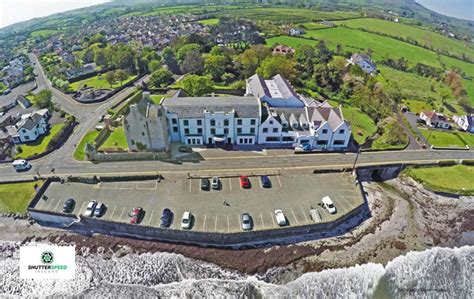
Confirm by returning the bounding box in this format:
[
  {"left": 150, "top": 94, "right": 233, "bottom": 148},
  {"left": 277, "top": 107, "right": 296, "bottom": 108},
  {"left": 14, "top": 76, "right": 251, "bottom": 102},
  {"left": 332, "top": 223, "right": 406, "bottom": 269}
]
[{"left": 352, "top": 147, "right": 361, "bottom": 176}]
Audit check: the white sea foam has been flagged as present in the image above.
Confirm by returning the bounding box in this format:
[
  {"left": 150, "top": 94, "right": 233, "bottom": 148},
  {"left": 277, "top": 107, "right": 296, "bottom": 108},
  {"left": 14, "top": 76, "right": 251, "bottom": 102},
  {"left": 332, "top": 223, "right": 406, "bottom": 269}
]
[{"left": 0, "top": 245, "right": 472, "bottom": 298}]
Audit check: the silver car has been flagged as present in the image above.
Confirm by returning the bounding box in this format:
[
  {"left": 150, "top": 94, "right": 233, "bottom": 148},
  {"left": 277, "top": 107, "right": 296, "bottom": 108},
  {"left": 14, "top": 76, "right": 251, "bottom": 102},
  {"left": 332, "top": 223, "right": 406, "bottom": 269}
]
[
  {"left": 241, "top": 213, "right": 252, "bottom": 231},
  {"left": 211, "top": 176, "right": 220, "bottom": 190},
  {"left": 83, "top": 200, "right": 97, "bottom": 217}
]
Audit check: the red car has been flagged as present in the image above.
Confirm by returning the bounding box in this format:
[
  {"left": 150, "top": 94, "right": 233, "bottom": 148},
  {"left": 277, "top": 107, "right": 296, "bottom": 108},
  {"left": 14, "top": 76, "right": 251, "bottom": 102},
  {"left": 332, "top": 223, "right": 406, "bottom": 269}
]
[
  {"left": 240, "top": 176, "right": 251, "bottom": 189},
  {"left": 129, "top": 207, "right": 144, "bottom": 224}
]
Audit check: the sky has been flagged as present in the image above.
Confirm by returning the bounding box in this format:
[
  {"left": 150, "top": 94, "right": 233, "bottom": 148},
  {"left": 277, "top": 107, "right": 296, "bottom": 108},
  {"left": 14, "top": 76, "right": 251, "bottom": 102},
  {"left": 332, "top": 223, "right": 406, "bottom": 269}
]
[{"left": 0, "top": 0, "right": 110, "bottom": 29}]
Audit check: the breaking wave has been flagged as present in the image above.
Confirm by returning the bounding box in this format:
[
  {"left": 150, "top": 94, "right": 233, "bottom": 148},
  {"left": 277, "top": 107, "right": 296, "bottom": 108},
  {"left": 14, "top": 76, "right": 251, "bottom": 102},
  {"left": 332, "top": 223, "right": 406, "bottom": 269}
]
[{"left": 0, "top": 245, "right": 472, "bottom": 298}]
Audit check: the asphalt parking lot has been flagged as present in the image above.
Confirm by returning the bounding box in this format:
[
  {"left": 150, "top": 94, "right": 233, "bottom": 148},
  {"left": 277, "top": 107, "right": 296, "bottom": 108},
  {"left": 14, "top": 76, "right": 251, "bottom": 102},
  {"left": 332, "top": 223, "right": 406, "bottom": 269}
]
[{"left": 34, "top": 172, "right": 365, "bottom": 233}]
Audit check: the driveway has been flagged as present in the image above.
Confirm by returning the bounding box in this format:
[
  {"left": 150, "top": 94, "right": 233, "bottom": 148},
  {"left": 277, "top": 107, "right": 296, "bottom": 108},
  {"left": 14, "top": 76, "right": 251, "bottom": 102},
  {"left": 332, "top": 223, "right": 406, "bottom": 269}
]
[{"left": 403, "top": 112, "right": 430, "bottom": 147}]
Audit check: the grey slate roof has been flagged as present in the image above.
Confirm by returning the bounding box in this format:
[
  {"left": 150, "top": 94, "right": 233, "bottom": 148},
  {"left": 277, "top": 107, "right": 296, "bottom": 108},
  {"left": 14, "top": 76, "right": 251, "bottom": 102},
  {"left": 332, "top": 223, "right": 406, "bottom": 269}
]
[
  {"left": 247, "top": 74, "right": 299, "bottom": 100},
  {"left": 16, "top": 113, "right": 44, "bottom": 131},
  {"left": 162, "top": 96, "right": 260, "bottom": 118},
  {"left": 307, "top": 106, "right": 345, "bottom": 130}
]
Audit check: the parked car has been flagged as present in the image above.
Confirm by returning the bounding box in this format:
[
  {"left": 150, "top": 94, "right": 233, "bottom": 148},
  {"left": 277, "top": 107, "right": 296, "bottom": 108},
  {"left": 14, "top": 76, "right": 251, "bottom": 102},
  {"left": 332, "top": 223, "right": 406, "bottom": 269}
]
[
  {"left": 12, "top": 159, "right": 31, "bottom": 171},
  {"left": 94, "top": 202, "right": 106, "bottom": 217},
  {"left": 299, "top": 143, "right": 311, "bottom": 151},
  {"left": 2, "top": 88, "right": 11, "bottom": 95},
  {"left": 321, "top": 196, "right": 337, "bottom": 214},
  {"left": 62, "top": 198, "right": 75, "bottom": 213},
  {"left": 178, "top": 146, "right": 193, "bottom": 153},
  {"left": 260, "top": 176, "right": 271, "bottom": 188},
  {"left": 160, "top": 208, "right": 173, "bottom": 227},
  {"left": 83, "top": 200, "right": 97, "bottom": 217},
  {"left": 241, "top": 213, "right": 252, "bottom": 231},
  {"left": 201, "top": 178, "right": 210, "bottom": 191},
  {"left": 181, "top": 211, "right": 192, "bottom": 229},
  {"left": 240, "top": 176, "right": 251, "bottom": 189},
  {"left": 211, "top": 176, "right": 220, "bottom": 190},
  {"left": 129, "top": 207, "right": 144, "bottom": 224},
  {"left": 274, "top": 209, "right": 287, "bottom": 226}
]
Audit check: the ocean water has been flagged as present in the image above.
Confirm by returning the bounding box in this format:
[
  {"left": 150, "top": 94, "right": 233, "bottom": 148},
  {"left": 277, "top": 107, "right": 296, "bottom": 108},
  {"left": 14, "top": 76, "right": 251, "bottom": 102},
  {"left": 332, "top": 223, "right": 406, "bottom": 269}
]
[
  {"left": 0, "top": 244, "right": 472, "bottom": 298},
  {"left": 416, "top": 0, "right": 474, "bottom": 21}
]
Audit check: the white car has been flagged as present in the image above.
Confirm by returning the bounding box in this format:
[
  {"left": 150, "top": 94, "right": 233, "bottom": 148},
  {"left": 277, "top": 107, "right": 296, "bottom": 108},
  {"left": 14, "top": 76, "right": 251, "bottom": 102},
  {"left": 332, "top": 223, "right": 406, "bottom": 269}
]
[
  {"left": 274, "top": 209, "right": 287, "bottom": 226},
  {"left": 12, "top": 159, "right": 31, "bottom": 171},
  {"left": 211, "top": 176, "right": 220, "bottom": 190},
  {"left": 321, "top": 196, "right": 337, "bottom": 214},
  {"left": 181, "top": 211, "right": 192, "bottom": 229},
  {"left": 83, "top": 200, "right": 97, "bottom": 217}
]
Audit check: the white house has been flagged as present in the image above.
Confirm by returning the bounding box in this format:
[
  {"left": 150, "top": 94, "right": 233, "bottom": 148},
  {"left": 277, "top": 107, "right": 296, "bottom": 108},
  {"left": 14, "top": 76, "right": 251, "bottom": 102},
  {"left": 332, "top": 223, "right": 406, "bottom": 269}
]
[
  {"left": 246, "top": 74, "right": 304, "bottom": 108},
  {"left": 258, "top": 106, "right": 308, "bottom": 145},
  {"left": 454, "top": 115, "right": 474, "bottom": 133},
  {"left": 289, "top": 28, "right": 304, "bottom": 36},
  {"left": 348, "top": 54, "right": 378, "bottom": 75},
  {"left": 8, "top": 109, "right": 49, "bottom": 144},
  {"left": 162, "top": 95, "right": 260, "bottom": 146},
  {"left": 420, "top": 110, "right": 451, "bottom": 129}
]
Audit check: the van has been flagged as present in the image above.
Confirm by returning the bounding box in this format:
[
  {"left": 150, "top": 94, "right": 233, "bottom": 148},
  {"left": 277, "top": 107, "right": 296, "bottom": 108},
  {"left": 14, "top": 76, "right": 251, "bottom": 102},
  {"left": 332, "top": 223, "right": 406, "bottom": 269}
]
[{"left": 12, "top": 159, "right": 31, "bottom": 171}]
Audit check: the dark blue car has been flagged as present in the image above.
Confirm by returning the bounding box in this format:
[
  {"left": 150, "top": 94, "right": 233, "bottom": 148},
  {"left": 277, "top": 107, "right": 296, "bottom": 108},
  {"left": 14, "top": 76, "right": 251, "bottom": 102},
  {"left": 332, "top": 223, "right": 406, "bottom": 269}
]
[
  {"left": 160, "top": 208, "right": 173, "bottom": 227},
  {"left": 260, "top": 176, "right": 271, "bottom": 188}
]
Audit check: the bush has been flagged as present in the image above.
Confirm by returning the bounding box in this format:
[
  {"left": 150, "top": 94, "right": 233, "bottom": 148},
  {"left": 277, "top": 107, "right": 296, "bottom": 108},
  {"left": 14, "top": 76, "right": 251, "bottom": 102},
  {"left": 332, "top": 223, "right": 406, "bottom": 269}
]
[
  {"left": 461, "top": 159, "right": 474, "bottom": 166},
  {"left": 15, "top": 146, "right": 23, "bottom": 154},
  {"left": 59, "top": 110, "right": 66, "bottom": 118},
  {"left": 438, "top": 160, "right": 457, "bottom": 167}
]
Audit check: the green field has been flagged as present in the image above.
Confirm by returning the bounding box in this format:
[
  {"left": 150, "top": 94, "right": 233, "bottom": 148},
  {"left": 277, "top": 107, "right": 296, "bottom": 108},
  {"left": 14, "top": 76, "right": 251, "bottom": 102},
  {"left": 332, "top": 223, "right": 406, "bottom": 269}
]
[
  {"left": 404, "top": 165, "right": 474, "bottom": 195},
  {"left": 198, "top": 18, "right": 219, "bottom": 25},
  {"left": 302, "top": 22, "right": 331, "bottom": 30},
  {"left": 30, "top": 29, "right": 58, "bottom": 38},
  {"left": 457, "top": 131, "right": 474, "bottom": 147},
  {"left": 420, "top": 128, "right": 467, "bottom": 148},
  {"left": 342, "top": 106, "right": 377, "bottom": 145},
  {"left": 0, "top": 182, "right": 42, "bottom": 214},
  {"left": 336, "top": 18, "right": 474, "bottom": 62},
  {"left": 99, "top": 127, "right": 128, "bottom": 151},
  {"left": 215, "top": 7, "right": 357, "bottom": 23},
  {"left": 371, "top": 131, "right": 408, "bottom": 150},
  {"left": 15, "top": 124, "right": 64, "bottom": 159},
  {"left": 74, "top": 130, "right": 100, "bottom": 160},
  {"left": 266, "top": 36, "right": 317, "bottom": 48},
  {"left": 70, "top": 74, "right": 136, "bottom": 91},
  {"left": 402, "top": 100, "right": 433, "bottom": 114}
]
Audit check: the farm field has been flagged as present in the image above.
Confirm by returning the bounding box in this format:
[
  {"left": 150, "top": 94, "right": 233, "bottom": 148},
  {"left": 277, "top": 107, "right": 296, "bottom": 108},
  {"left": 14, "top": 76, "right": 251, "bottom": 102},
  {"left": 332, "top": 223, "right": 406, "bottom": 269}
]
[
  {"left": 198, "top": 18, "right": 219, "bottom": 25},
  {"left": 341, "top": 106, "right": 376, "bottom": 145},
  {"left": 70, "top": 74, "right": 136, "bottom": 91},
  {"left": 266, "top": 36, "right": 317, "bottom": 48},
  {"left": 404, "top": 165, "right": 474, "bottom": 195},
  {"left": 335, "top": 18, "right": 474, "bottom": 62}
]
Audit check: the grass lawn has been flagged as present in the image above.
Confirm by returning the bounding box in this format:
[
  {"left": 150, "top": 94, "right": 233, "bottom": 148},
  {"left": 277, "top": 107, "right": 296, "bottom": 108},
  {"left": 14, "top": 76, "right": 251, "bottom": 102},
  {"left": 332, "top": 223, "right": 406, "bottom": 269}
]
[
  {"left": 404, "top": 165, "right": 474, "bottom": 195},
  {"left": 15, "top": 124, "right": 64, "bottom": 159},
  {"left": 342, "top": 106, "right": 377, "bottom": 145},
  {"left": 371, "top": 132, "right": 408, "bottom": 150},
  {"left": 335, "top": 18, "right": 474, "bottom": 62},
  {"left": 0, "top": 181, "right": 42, "bottom": 214},
  {"left": 150, "top": 94, "right": 166, "bottom": 104},
  {"left": 70, "top": 74, "right": 137, "bottom": 91},
  {"left": 457, "top": 131, "right": 474, "bottom": 148},
  {"left": 74, "top": 130, "right": 100, "bottom": 160},
  {"left": 402, "top": 100, "right": 434, "bottom": 114},
  {"left": 420, "top": 128, "right": 467, "bottom": 148},
  {"left": 302, "top": 22, "right": 330, "bottom": 30},
  {"left": 266, "top": 36, "right": 317, "bottom": 48},
  {"left": 99, "top": 127, "right": 128, "bottom": 151},
  {"left": 198, "top": 18, "right": 219, "bottom": 25}
]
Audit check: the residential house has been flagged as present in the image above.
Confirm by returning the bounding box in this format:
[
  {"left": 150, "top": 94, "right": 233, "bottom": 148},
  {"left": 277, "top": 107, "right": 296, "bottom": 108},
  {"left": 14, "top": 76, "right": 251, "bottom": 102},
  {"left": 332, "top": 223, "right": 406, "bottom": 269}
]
[
  {"left": 348, "top": 54, "right": 378, "bottom": 75},
  {"left": 66, "top": 63, "right": 97, "bottom": 80},
  {"left": 289, "top": 28, "right": 304, "bottom": 36},
  {"left": 272, "top": 45, "right": 295, "bottom": 55},
  {"left": 7, "top": 109, "right": 50, "bottom": 143},
  {"left": 420, "top": 110, "right": 451, "bottom": 129},
  {"left": 320, "top": 20, "right": 335, "bottom": 27},
  {"left": 162, "top": 94, "right": 260, "bottom": 146},
  {"left": 123, "top": 93, "right": 169, "bottom": 152},
  {"left": 453, "top": 115, "right": 474, "bottom": 133},
  {"left": 246, "top": 74, "right": 304, "bottom": 108}
]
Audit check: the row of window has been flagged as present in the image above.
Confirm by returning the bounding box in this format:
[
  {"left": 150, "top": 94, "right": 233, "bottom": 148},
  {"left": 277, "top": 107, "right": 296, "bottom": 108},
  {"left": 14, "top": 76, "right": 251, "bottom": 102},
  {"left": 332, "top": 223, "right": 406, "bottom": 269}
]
[
  {"left": 182, "top": 127, "right": 256, "bottom": 135},
  {"left": 178, "top": 119, "right": 257, "bottom": 127}
]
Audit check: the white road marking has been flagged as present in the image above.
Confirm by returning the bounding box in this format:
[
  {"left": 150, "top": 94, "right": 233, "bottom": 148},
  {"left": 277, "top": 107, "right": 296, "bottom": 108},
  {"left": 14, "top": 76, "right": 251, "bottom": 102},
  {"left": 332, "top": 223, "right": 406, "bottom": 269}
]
[
  {"left": 277, "top": 175, "right": 282, "bottom": 188},
  {"left": 229, "top": 178, "right": 232, "bottom": 191},
  {"left": 238, "top": 215, "right": 242, "bottom": 231},
  {"left": 148, "top": 210, "right": 155, "bottom": 225},
  {"left": 214, "top": 215, "right": 218, "bottom": 232},
  {"left": 118, "top": 207, "right": 126, "bottom": 221},
  {"left": 291, "top": 209, "right": 299, "bottom": 224},
  {"left": 300, "top": 207, "right": 308, "bottom": 222},
  {"left": 202, "top": 214, "right": 207, "bottom": 230},
  {"left": 260, "top": 213, "right": 265, "bottom": 227},
  {"left": 135, "top": 182, "right": 139, "bottom": 189},
  {"left": 271, "top": 212, "right": 276, "bottom": 228},
  {"left": 45, "top": 198, "right": 55, "bottom": 210},
  {"left": 109, "top": 206, "right": 117, "bottom": 219},
  {"left": 78, "top": 202, "right": 86, "bottom": 215},
  {"left": 113, "top": 182, "right": 119, "bottom": 189},
  {"left": 189, "top": 179, "right": 192, "bottom": 192},
  {"left": 227, "top": 215, "right": 230, "bottom": 232},
  {"left": 53, "top": 200, "right": 61, "bottom": 212}
]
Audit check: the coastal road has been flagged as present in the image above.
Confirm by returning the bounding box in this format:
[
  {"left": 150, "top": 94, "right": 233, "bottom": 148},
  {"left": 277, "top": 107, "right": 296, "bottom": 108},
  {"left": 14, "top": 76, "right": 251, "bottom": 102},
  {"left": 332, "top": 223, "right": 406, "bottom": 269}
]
[{"left": 0, "top": 149, "right": 472, "bottom": 181}]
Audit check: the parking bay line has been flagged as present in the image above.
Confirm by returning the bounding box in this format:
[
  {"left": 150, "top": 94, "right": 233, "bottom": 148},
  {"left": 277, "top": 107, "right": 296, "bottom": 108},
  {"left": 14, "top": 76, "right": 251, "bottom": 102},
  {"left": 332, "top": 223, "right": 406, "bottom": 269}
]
[
  {"left": 189, "top": 179, "right": 192, "bottom": 193},
  {"left": 118, "top": 207, "right": 126, "bottom": 221},
  {"left": 148, "top": 210, "right": 155, "bottom": 226},
  {"left": 214, "top": 216, "right": 218, "bottom": 232},
  {"left": 227, "top": 215, "right": 230, "bottom": 232},
  {"left": 53, "top": 200, "right": 62, "bottom": 212},
  {"left": 45, "top": 198, "right": 55, "bottom": 210},
  {"left": 229, "top": 178, "right": 232, "bottom": 191},
  {"left": 277, "top": 175, "right": 282, "bottom": 188},
  {"left": 109, "top": 206, "right": 117, "bottom": 220},
  {"left": 260, "top": 213, "right": 265, "bottom": 227},
  {"left": 300, "top": 207, "right": 309, "bottom": 222},
  {"left": 291, "top": 209, "right": 299, "bottom": 224},
  {"left": 202, "top": 214, "right": 207, "bottom": 231},
  {"left": 78, "top": 202, "right": 86, "bottom": 215},
  {"left": 271, "top": 212, "right": 276, "bottom": 228}
]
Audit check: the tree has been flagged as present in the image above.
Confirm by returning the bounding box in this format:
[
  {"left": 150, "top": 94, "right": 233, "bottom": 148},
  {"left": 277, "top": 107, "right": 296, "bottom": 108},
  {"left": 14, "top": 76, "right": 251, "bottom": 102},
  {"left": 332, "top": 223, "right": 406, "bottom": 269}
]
[
  {"left": 180, "top": 50, "right": 204, "bottom": 75},
  {"left": 148, "top": 60, "right": 161, "bottom": 73},
  {"left": 150, "top": 67, "right": 173, "bottom": 88},
  {"left": 236, "top": 45, "right": 271, "bottom": 78},
  {"left": 181, "top": 75, "right": 213, "bottom": 96},
  {"left": 315, "top": 40, "right": 332, "bottom": 65},
  {"left": 115, "top": 69, "right": 128, "bottom": 86},
  {"left": 94, "top": 48, "right": 107, "bottom": 67},
  {"left": 34, "top": 89, "right": 53, "bottom": 109},
  {"left": 257, "top": 55, "right": 297, "bottom": 82},
  {"left": 104, "top": 71, "right": 115, "bottom": 87},
  {"left": 162, "top": 47, "right": 180, "bottom": 74},
  {"left": 176, "top": 43, "right": 201, "bottom": 62},
  {"left": 204, "top": 55, "right": 226, "bottom": 81}
]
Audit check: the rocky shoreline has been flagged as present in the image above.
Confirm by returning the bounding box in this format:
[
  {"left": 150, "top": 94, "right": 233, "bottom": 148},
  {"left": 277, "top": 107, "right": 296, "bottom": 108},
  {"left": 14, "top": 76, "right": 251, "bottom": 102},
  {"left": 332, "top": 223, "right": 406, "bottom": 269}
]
[{"left": 0, "top": 177, "right": 472, "bottom": 275}]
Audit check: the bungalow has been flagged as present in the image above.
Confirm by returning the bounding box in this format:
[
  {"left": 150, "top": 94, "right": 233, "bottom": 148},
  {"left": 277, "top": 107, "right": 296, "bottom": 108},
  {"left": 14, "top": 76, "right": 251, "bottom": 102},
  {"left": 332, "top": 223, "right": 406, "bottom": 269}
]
[
  {"left": 454, "top": 115, "right": 474, "bottom": 133},
  {"left": 7, "top": 109, "right": 50, "bottom": 144},
  {"left": 348, "top": 54, "right": 378, "bottom": 75},
  {"left": 420, "top": 110, "right": 451, "bottom": 129}
]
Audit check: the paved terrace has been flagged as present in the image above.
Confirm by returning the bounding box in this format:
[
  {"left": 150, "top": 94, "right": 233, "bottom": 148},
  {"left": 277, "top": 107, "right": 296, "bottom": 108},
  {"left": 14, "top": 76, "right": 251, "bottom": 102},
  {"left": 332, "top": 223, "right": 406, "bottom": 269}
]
[{"left": 32, "top": 171, "right": 364, "bottom": 233}]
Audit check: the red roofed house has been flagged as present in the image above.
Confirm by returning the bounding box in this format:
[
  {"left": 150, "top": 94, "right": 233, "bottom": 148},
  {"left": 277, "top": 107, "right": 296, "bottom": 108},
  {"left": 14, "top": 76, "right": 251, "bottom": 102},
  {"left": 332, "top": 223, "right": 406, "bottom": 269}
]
[{"left": 419, "top": 110, "right": 450, "bottom": 129}]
